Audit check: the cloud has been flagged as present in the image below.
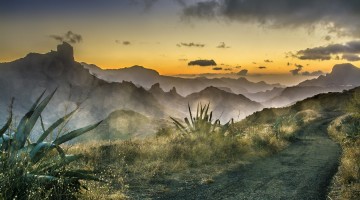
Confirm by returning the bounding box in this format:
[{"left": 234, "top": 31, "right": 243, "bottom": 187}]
[
  {"left": 258, "top": 66, "right": 267, "bottom": 69},
  {"left": 116, "top": 40, "right": 132, "bottom": 45},
  {"left": 324, "top": 35, "right": 332, "bottom": 41},
  {"left": 122, "top": 41, "right": 131, "bottom": 45},
  {"left": 342, "top": 54, "right": 360, "bottom": 61},
  {"left": 181, "top": 0, "right": 360, "bottom": 38},
  {"left": 188, "top": 59, "right": 217, "bottom": 66},
  {"left": 212, "top": 67, "right": 223, "bottom": 70},
  {"left": 182, "top": 1, "right": 219, "bottom": 20},
  {"left": 301, "top": 70, "right": 325, "bottom": 76},
  {"left": 178, "top": 58, "right": 188, "bottom": 62},
  {"left": 290, "top": 64, "right": 303, "bottom": 75},
  {"left": 235, "top": 66, "right": 241, "bottom": 68},
  {"left": 177, "top": 42, "right": 205, "bottom": 47},
  {"left": 295, "top": 40, "right": 360, "bottom": 61},
  {"left": 264, "top": 59, "right": 273, "bottom": 63},
  {"left": 237, "top": 69, "right": 248, "bottom": 76},
  {"left": 290, "top": 64, "right": 324, "bottom": 76},
  {"left": 224, "top": 68, "right": 232, "bottom": 71},
  {"left": 217, "top": 42, "right": 230, "bottom": 48},
  {"left": 50, "top": 31, "right": 82, "bottom": 44}
]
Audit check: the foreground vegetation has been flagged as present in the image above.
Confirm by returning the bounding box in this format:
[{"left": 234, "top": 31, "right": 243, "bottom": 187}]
[
  {"left": 3, "top": 88, "right": 358, "bottom": 199},
  {"left": 69, "top": 104, "right": 317, "bottom": 199},
  {"left": 0, "top": 91, "right": 101, "bottom": 199},
  {"left": 327, "top": 92, "right": 360, "bottom": 200}
]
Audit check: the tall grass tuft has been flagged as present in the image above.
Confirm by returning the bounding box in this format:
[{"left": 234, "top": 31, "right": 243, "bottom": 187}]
[{"left": 0, "top": 90, "right": 102, "bottom": 199}]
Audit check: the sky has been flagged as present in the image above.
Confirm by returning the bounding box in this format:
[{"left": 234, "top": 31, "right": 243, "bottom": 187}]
[{"left": 1, "top": 0, "right": 360, "bottom": 85}]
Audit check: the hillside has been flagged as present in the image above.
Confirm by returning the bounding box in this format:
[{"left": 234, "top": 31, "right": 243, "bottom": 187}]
[{"left": 79, "top": 110, "right": 170, "bottom": 142}]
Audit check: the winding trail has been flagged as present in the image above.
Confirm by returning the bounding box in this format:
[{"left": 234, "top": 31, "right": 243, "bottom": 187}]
[{"left": 155, "top": 117, "right": 341, "bottom": 200}]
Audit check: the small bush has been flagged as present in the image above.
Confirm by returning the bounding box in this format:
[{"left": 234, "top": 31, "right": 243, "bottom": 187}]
[{"left": 0, "top": 90, "right": 102, "bottom": 199}]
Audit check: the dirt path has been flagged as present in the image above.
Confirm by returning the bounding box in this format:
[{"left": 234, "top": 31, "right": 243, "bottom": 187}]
[{"left": 154, "top": 117, "right": 341, "bottom": 200}]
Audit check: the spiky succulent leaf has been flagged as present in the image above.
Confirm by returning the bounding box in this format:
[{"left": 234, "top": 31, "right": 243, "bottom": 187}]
[
  {"left": 53, "top": 120, "right": 102, "bottom": 145},
  {"left": 37, "top": 108, "right": 78, "bottom": 143},
  {"left": 0, "top": 98, "right": 14, "bottom": 137},
  {"left": 14, "top": 89, "right": 56, "bottom": 150},
  {"left": 29, "top": 142, "right": 56, "bottom": 163}
]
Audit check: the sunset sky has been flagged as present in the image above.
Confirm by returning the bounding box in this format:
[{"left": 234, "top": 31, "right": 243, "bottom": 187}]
[{"left": 1, "top": 0, "right": 360, "bottom": 84}]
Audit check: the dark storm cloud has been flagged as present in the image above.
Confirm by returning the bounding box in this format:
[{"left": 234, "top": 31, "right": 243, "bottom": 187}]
[
  {"left": 258, "top": 66, "right": 267, "bottom": 69},
  {"left": 212, "top": 67, "right": 223, "bottom": 70},
  {"left": 295, "top": 40, "right": 360, "bottom": 61},
  {"left": 290, "top": 64, "right": 324, "bottom": 76},
  {"left": 182, "top": 1, "right": 219, "bottom": 19},
  {"left": 50, "top": 31, "right": 82, "bottom": 44},
  {"left": 217, "top": 42, "right": 230, "bottom": 48},
  {"left": 237, "top": 69, "right": 248, "bottom": 76},
  {"left": 188, "top": 59, "right": 217, "bottom": 66},
  {"left": 178, "top": 42, "right": 205, "bottom": 48},
  {"left": 182, "top": 0, "right": 360, "bottom": 37},
  {"left": 264, "top": 59, "right": 273, "bottom": 63},
  {"left": 342, "top": 54, "right": 360, "bottom": 61}
]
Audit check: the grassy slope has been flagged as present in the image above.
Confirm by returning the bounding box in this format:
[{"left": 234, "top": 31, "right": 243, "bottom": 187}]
[{"left": 70, "top": 87, "right": 359, "bottom": 199}]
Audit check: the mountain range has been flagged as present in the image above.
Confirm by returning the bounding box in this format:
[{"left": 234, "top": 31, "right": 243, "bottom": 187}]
[
  {"left": 0, "top": 43, "right": 262, "bottom": 137},
  {"left": 82, "top": 63, "right": 281, "bottom": 96},
  {"left": 1, "top": 42, "right": 360, "bottom": 140}
]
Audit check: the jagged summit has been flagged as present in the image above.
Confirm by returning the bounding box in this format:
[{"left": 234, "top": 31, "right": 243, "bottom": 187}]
[
  {"left": 149, "top": 83, "right": 164, "bottom": 93},
  {"left": 169, "top": 86, "right": 177, "bottom": 95},
  {"left": 56, "top": 42, "right": 74, "bottom": 62}
]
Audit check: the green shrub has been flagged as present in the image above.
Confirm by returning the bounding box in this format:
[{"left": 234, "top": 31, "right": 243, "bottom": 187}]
[
  {"left": 170, "top": 103, "right": 233, "bottom": 135},
  {"left": 0, "top": 90, "right": 102, "bottom": 199}
]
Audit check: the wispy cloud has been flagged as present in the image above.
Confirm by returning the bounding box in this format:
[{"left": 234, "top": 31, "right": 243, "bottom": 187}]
[
  {"left": 237, "top": 69, "right": 248, "bottom": 76},
  {"left": 217, "top": 42, "right": 230, "bottom": 48},
  {"left": 49, "top": 31, "right": 82, "bottom": 44},
  {"left": 290, "top": 64, "right": 324, "bottom": 76},
  {"left": 177, "top": 42, "right": 205, "bottom": 48}
]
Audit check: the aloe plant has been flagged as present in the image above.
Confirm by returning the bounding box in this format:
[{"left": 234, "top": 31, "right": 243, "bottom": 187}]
[
  {"left": 0, "top": 90, "right": 102, "bottom": 199},
  {"left": 171, "top": 103, "right": 233, "bottom": 135}
]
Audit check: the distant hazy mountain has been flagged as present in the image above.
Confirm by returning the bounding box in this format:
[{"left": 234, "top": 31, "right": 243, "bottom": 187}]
[
  {"left": 243, "top": 87, "right": 285, "bottom": 103},
  {"left": 299, "top": 63, "right": 360, "bottom": 87},
  {"left": 261, "top": 63, "right": 360, "bottom": 107},
  {"left": 82, "top": 63, "right": 281, "bottom": 96},
  {"left": 185, "top": 86, "right": 263, "bottom": 122},
  {"left": 147, "top": 83, "right": 263, "bottom": 122}
]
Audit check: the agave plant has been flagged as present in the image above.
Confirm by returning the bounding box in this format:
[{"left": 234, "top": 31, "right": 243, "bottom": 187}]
[
  {"left": 170, "top": 103, "right": 233, "bottom": 135},
  {"left": 0, "top": 90, "right": 102, "bottom": 199}
]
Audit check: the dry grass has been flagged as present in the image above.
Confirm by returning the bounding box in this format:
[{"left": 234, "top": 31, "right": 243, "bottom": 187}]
[
  {"left": 327, "top": 115, "right": 360, "bottom": 200},
  {"left": 68, "top": 121, "right": 295, "bottom": 199}
]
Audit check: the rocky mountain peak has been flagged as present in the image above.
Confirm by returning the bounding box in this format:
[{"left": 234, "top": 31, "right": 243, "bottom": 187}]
[{"left": 56, "top": 42, "right": 74, "bottom": 62}]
